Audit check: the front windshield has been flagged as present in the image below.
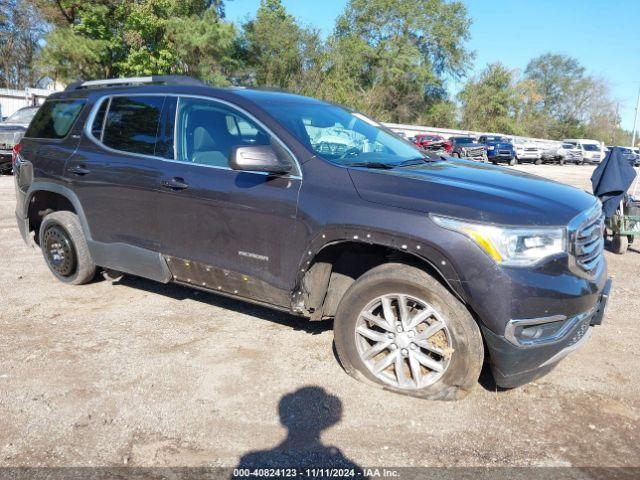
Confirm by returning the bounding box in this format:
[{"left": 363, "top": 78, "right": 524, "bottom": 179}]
[
  {"left": 5, "top": 107, "right": 38, "bottom": 124},
  {"left": 583, "top": 144, "right": 600, "bottom": 151},
  {"left": 453, "top": 137, "right": 476, "bottom": 144},
  {"left": 561, "top": 143, "right": 574, "bottom": 149},
  {"left": 484, "top": 136, "right": 506, "bottom": 142},
  {"left": 260, "top": 102, "right": 427, "bottom": 166}
]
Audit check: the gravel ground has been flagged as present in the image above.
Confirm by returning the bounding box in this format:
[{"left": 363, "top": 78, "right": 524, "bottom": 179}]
[{"left": 0, "top": 164, "right": 639, "bottom": 470}]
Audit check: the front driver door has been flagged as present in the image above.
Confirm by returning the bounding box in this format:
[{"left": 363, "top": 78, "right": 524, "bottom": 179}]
[{"left": 156, "top": 96, "right": 302, "bottom": 306}]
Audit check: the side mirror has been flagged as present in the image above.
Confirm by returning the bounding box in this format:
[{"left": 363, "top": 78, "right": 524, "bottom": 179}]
[{"left": 229, "top": 145, "right": 292, "bottom": 174}]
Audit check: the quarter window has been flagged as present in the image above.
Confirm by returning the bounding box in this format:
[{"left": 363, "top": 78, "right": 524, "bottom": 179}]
[
  {"left": 25, "top": 99, "right": 85, "bottom": 139},
  {"left": 102, "top": 96, "right": 165, "bottom": 156}
]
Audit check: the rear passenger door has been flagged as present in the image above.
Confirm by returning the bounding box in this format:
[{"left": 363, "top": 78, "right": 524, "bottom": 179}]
[
  {"left": 155, "top": 97, "right": 302, "bottom": 305},
  {"left": 68, "top": 95, "right": 175, "bottom": 251}
]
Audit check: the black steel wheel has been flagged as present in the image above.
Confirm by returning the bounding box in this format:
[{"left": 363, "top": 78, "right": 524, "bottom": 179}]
[
  {"left": 43, "top": 225, "right": 77, "bottom": 277},
  {"left": 38, "top": 211, "right": 96, "bottom": 285}
]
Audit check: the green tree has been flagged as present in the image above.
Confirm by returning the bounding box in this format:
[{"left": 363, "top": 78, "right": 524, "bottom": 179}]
[
  {"left": 324, "top": 0, "right": 472, "bottom": 122},
  {"left": 459, "top": 63, "right": 519, "bottom": 134},
  {"left": 36, "top": 0, "right": 237, "bottom": 83},
  {"left": 242, "top": 0, "right": 324, "bottom": 93},
  {"left": 0, "top": 0, "right": 47, "bottom": 88}
]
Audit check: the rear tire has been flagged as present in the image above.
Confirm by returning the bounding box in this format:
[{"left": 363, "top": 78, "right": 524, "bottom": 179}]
[
  {"left": 611, "top": 234, "right": 628, "bottom": 255},
  {"left": 333, "top": 263, "right": 483, "bottom": 400},
  {"left": 39, "top": 211, "right": 96, "bottom": 285}
]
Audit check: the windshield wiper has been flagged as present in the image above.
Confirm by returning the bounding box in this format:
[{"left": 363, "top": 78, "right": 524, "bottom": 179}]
[
  {"left": 396, "top": 157, "right": 437, "bottom": 167},
  {"left": 347, "top": 162, "right": 395, "bottom": 169}
]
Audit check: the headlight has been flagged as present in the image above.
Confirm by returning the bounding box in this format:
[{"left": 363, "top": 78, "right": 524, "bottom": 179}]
[
  {"left": 430, "top": 215, "right": 566, "bottom": 266},
  {"left": 487, "top": 146, "right": 494, "bottom": 150}
]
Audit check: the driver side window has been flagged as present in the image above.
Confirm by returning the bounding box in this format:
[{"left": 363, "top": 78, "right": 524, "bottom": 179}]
[{"left": 175, "top": 98, "right": 275, "bottom": 169}]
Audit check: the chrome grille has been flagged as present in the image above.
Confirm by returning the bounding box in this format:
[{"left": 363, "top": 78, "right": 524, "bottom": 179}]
[{"left": 572, "top": 206, "right": 605, "bottom": 274}]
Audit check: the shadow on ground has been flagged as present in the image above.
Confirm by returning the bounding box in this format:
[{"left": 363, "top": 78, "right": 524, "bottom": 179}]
[
  {"left": 112, "top": 275, "right": 332, "bottom": 335},
  {"left": 233, "top": 386, "right": 364, "bottom": 474}
]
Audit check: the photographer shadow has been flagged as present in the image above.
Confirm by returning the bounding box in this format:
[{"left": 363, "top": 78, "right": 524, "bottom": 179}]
[{"left": 233, "top": 386, "right": 364, "bottom": 475}]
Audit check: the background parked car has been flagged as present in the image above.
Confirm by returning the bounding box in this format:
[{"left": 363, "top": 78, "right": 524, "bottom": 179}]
[
  {"left": 0, "top": 106, "right": 39, "bottom": 174},
  {"left": 449, "top": 136, "right": 487, "bottom": 162},
  {"left": 541, "top": 142, "right": 582, "bottom": 165},
  {"left": 478, "top": 135, "right": 516, "bottom": 165},
  {"left": 514, "top": 142, "right": 542, "bottom": 164},
  {"left": 413, "top": 134, "right": 452, "bottom": 153},
  {"left": 615, "top": 147, "right": 640, "bottom": 167},
  {"left": 563, "top": 139, "right": 604, "bottom": 164}
]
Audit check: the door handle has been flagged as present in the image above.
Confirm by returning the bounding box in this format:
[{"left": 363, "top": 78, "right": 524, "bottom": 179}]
[
  {"left": 67, "top": 165, "right": 91, "bottom": 176},
  {"left": 161, "top": 177, "right": 189, "bottom": 190}
]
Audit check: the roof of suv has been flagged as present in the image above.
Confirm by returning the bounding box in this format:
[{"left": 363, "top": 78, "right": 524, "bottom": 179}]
[{"left": 49, "top": 78, "right": 326, "bottom": 108}]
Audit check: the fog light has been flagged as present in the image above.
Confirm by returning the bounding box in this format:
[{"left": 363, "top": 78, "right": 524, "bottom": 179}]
[{"left": 518, "top": 320, "right": 566, "bottom": 341}]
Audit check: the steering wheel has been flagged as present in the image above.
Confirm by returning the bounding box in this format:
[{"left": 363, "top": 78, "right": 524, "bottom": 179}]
[{"left": 340, "top": 147, "right": 361, "bottom": 159}]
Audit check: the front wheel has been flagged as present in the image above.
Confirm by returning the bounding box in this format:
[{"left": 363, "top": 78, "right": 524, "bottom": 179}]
[
  {"left": 509, "top": 157, "right": 517, "bottom": 166},
  {"left": 334, "top": 263, "right": 484, "bottom": 400},
  {"left": 611, "top": 234, "right": 628, "bottom": 254}
]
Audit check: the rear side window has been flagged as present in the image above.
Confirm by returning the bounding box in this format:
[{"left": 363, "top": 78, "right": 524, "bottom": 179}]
[
  {"left": 25, "top": 99, "right": 85, "bottom": 139},
  {"left": 102, "top": 96, "right": 165, "bottom": 156}
]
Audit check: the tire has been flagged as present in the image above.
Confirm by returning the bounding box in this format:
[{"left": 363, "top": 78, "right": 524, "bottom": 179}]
[
  {"left": 452, "top": 152, "right": 460, "bottom": 158},
  {"left": 558, "top": 158, "right": 565, "bottom": 166},
  {"left": 509, "top": 157, "right": 517, "bottom": 166},
  {"left": 611, "top": 234, "right": 628, "bottom": 255},
  {"left": 333, "top": 263, "right": 483, "bottom": 401},
  {"left": 534, "top": 158, "right": 542, "bottom": 165},
  {"left": 38, "top": 211, "right": 96, "bottom": 285}
]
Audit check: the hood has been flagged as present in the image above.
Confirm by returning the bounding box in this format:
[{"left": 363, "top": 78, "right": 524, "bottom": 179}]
[
  {"left": 486, "top": 141, "right": 513, "bottom": 149},
  {"left": 348, "top": 159, "right": 597, "bottom": 226}
]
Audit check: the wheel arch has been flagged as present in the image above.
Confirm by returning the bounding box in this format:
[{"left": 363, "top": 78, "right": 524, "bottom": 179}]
[
  {"left": 294, "top": 229, "right": 469, "bottom": 320},
  {"left": 24, "top": 182, "right": 93, "bottom": 245}
]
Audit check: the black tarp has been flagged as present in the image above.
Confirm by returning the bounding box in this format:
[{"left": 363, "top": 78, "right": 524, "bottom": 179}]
[{"left": 591, "top": 147, "right": 637, "bottom": 218}]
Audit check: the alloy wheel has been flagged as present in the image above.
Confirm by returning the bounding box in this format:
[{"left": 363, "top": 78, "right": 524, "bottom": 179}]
[{"left": 354, "top": 294, "right": 453, "bottom": 389}]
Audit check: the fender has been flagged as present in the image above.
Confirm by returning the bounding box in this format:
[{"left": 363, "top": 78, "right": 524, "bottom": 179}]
[
  {"left": 24, "top": 181, "right": 171, "bottom": 283},
  {"left": 294, "top": 225, "right": 469, "bottom": 304}
]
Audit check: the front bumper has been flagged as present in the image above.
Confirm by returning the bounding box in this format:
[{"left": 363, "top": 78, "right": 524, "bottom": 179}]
[{"left": 483, "top": 278, "right": 611, "bottom": 388}]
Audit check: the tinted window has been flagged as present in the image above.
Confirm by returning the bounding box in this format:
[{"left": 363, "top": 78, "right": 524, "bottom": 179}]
[
  {"left": 25, "top": 100, "right": 85, "bottom": 139},
  {"left": 175, "top": 98, "right": 283, "bottom": 169},
  {"left": 102, "top": 96, "right": 164, "bottom": 156},
  {"left": 90, "top": 99, "right": 109, "bottom": 140}
]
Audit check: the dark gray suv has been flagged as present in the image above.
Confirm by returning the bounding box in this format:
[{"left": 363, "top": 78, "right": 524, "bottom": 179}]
[{"left": 13, "top": 76, "right": 611, "bottom": 400}]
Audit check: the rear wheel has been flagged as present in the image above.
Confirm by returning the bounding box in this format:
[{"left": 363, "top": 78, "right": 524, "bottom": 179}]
[
  {"left": 334, "top": 263, "right": 483, "bottom": 400},
  {"left": 611, "top": 234, "right": 628, "bottom": 254},
  {"left": 39, "top": 211, "right": 96, "bottom": 285}
]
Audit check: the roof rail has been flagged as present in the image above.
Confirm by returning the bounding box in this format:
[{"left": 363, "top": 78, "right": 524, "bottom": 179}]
[{"left": 64, "top": 75, "right": 204, "bottom": 91}]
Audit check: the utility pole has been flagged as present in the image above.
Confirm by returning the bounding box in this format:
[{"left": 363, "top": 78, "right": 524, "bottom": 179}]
[{"left": 632, "top": 85, "right": 640, "bottom": 149}]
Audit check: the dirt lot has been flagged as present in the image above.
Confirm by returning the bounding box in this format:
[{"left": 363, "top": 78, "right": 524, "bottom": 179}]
[{"left": 1, "top": 164, "right": 639, "bottom": 470}]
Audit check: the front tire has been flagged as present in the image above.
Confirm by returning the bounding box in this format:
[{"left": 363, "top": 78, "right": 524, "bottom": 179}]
[
  {"left": 611, "top": 234, "right": 628, "bottom": 254},
  {"left": 334, "top": 263, "right": 483, "bottom": 400},
  {"left": 509, "top": 157, "right": 517, "bottom": 166},
  {"left": 39, "top": 211, "right": 96, "bottom": 285}
]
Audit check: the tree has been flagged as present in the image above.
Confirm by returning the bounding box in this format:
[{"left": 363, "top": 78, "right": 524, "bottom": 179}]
[
  {"left": 0, "top": 0, "right": 48, "bottom": 88},
  {"left": 242, "top": 0, "right": 324, "bottom": 93},
  {"left": 324, "top": 0, "right": 472, "bottom": 122},
  {"left": 459, "top": 63, "right": 519, "bottom": 134},
  {"left": 36, "top": 0, "right": 237, "bottom": 83}
]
